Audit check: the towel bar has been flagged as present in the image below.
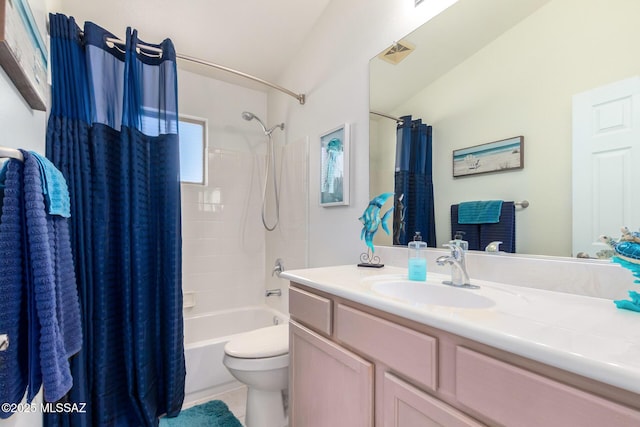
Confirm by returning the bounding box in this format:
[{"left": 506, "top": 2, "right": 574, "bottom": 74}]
[{"left": 0, "top": 333, "right": 8, "bottom": 351}]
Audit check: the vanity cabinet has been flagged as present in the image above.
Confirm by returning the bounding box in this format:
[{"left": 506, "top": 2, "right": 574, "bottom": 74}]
[
  {"left": 289, "top": 285, "right": 373, "bottom": 426},
  {"left": 289, "top": 282, "right": 640, "bottom": 427},
  {"left": 289, "top": 322, "right": 373, "bottom": 427}
]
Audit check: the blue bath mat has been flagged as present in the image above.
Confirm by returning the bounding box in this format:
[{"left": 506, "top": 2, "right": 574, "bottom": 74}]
[{"left": 159, "top": 400, "right": 243, "bottom": 427}]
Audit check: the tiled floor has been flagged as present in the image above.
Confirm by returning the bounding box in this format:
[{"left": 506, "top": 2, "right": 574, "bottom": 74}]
[{"left": 210, "top": 385, "right": 248, "bottom": 425}]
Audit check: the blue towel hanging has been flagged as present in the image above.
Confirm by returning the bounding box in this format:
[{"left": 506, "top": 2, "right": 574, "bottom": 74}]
[
  {"left": 20, "top": 151, "right": 82, "bottom": 403},
  {"left": 458, "top": 200, "right": 503, "bottom": 224},
  {"left": 0, "top": 159, "right": 28, "bottom": 418},
  {"left": 451, "top": 202, "right": 516, "bottom": 253},
  {"left": 29, "top": 151, "right": 71, "bottom": 218},
  {"left": 480, "top": 202, "right": 516, "bottom": 253}
]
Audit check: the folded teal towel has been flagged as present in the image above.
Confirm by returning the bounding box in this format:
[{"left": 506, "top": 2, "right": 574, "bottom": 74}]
[
  {"left": 458, "top": 200, "right": 503, "bottom": 224},
  {"left": 29, "top": 152, "right": 70, "bottom": 218},
  {"left": 614, "top": 290, "right": 640, "bottom": 313}
]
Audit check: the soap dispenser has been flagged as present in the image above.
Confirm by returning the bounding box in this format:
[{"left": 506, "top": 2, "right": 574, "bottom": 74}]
[
  {"left": 450, "top": 230, "right": 469, "bottom": 251},
  {"left": 408, "top": 231, "right": 428, "bottom": 281}
]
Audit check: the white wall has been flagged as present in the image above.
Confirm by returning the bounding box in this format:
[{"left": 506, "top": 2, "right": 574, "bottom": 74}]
[
  {"left": 275, "top": 0, "right": 640, "bottom": 262},
  {"left": 391, "top": 0, "right": 640, "bottom": 256},
  {"left": 269, "top": 0, "right": 459, "bottom": 268},
  {"left": 0, "top": 70, "right": 47, "bottom": 154}
]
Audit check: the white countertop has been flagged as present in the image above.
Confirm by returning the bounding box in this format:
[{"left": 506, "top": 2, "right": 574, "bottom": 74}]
[{"left": 281, "top": 264, "right": 640, "bottom": 395}]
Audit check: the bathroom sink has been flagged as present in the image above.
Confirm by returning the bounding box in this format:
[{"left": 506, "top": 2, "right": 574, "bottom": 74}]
[{"left": 370, "top": 280, "right": 495, "bottom": 309}]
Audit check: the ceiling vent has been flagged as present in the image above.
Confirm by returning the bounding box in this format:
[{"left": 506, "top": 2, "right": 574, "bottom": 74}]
[{"left": 377, "top": 39, "right": 415, "bottom": 65}]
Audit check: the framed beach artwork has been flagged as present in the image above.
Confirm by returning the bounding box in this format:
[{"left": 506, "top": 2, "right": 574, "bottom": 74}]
[
  {"left": 320, "top": 123, "right": 350, "bottom": 206},
  {"left": 0, "top": 0, "right": 48, "bottom": 111},
  {"left": 453, "top": 136, "right": 524, "bottom": 177}
]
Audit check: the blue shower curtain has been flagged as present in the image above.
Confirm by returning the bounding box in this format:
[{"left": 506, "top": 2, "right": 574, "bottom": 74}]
[
  {"left": 393, "top": 115, "right": 436, "bottom": 247},
  {"left": 45, "top": 14, "right": 184, "bottom": 427}
]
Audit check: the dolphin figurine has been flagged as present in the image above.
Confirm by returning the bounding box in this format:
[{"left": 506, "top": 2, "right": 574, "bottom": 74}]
[{"left": 359, "top": 192, "right": 394, "bottom": 253}]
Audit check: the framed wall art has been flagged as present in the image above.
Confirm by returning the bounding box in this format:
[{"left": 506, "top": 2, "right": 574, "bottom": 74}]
[
  {"left": 0, "top": 0, "right": 48, "bottom": 111},
  {"left": 453, "top": 136, "right": 524, "bottom": 177},
  {"left": 320, "top": 123, "right": 350, "bottom": 206}
]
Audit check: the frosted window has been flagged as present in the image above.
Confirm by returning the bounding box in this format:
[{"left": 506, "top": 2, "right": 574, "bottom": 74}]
[{"left": 179, "top": 118, "right": 206, "bottom": 184}]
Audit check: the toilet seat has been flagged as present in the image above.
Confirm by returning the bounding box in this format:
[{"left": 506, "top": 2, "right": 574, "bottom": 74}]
[
  {"left": 224, "top": 324, "right": 288, "bottom": 359},
  {"left": 223, "top": 352, "right": 289, "bottom": 371}
]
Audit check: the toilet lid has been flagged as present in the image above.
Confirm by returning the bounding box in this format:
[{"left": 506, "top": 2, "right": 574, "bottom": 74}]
[{"left": 224, "top": 324, "right": 289, "bottom": 358}]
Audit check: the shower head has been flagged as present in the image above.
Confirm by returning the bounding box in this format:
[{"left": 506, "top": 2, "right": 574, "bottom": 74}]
[
  {"left": 241, "top": 111, "right": 284, "bottom": 136},
  {"left": 242, "top": 111, "right": 268, "bottom": 134},
  {"left": 241, "top": 111, "right": 256, "bottom": 121}
]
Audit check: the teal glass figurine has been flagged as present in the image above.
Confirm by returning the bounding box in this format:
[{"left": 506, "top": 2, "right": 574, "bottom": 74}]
[
  {"left": 601, "top": 227, "right": 640, "bottom": 312},
  {"left": 358, "top": 192, "right": 394, "bottom": 267}
]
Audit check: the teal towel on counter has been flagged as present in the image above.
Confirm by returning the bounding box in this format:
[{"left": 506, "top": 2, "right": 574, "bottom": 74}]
[
  {"left": 29, "top": 151, "right": 70, "bottom": 218},
  {"left": 458, "top": 200, "right": 503, "bottom": 224}
]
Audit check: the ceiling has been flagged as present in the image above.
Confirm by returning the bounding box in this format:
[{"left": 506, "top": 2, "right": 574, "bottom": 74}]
[
  {"left": 370, "top": 0, "right": 551, "bottom": 115},
  {"left": 54, "top": 0, "right": 332, "bottom": 89}
]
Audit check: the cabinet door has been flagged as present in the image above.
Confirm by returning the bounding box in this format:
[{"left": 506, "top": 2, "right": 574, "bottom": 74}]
[
  {"left": 290, "top": 321, "right": 373, "bottom": 427},
  {"left": 383, "top": 373, "right": 485, "bottom": 427}
]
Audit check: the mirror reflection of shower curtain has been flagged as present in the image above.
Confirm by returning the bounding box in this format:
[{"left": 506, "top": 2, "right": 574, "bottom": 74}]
[{"left": 393, "top": 115, "right": 436, "bottom": 246}]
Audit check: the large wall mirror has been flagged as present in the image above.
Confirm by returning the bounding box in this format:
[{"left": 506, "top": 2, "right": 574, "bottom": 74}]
[{"left": 370, "top": 0, "right": 640, "bottom": 257}]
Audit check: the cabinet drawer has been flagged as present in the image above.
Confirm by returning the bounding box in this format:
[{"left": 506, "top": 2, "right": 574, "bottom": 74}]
[
  {"left": 289, "top": 285, "right": 332, "bottom": 336},
  {"left": 383, "top": 373, "right": 485, "bottom": 427},
  {"left": 456, "top": 347, "right": 640, "bottom": 427},
  {"left": 336, "top": 304, "right": 437, "bottom": 391}
]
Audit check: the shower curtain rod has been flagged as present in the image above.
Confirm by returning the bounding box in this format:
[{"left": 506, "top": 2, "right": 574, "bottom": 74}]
[
  {"left": 370, "top": 111, "right": 404, "bottom": 124},
  {"left": 104, "top": 36, "right": 306, "bottom": 105},
  {"left": 0, "top": 146, "right": 24, "bottom": 161}
]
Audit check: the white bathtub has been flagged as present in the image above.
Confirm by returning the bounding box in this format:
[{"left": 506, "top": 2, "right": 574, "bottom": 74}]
[{"left": 183, "top": 305, "right": 288, "bottom": 406}]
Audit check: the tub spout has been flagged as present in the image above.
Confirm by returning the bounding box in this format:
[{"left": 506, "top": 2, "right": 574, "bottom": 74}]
[{"left": 265, "top": 289, "right": 282, "bottom": 297}]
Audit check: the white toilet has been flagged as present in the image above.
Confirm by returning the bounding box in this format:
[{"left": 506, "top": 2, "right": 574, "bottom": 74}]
[{"left": 223, "top": 323, "right": 289, "bottom": 427}]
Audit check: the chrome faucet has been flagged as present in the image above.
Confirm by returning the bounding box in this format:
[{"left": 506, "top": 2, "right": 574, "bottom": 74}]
[
  {"left": 272, "top": 258, "right": 284, "bottom": 277},
  {"left": 436, "top": 244, "right": 477, "bottom": 288}
]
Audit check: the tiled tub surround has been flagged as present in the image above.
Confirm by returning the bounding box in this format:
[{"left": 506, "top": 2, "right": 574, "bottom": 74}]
[
  {"left": 181, "top": 141, "right": 308, "bottom": 317},
  {"left": 181, "top": 148, "right": 267, "bottom": 315},
  {"left": 282, "top": 264, "right": 640, "bottom": 426}
]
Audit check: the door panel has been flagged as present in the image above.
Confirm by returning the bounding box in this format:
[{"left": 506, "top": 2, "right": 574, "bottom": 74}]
[{"left": 572, "top": 76, "right": 640, "bottom": 256}]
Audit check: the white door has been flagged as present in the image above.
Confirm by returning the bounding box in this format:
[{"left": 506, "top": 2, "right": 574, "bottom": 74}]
[{"left": 572, "top": 76, "right": 640, "bottom": 257}]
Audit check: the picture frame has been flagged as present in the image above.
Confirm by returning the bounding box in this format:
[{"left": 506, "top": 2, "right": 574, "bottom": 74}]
[
  {"left": 320, "top": 123, "right": 350, "bottom": 206},
  {"left": 0, "top": 0, "right": 48, "bottom": 111},
  {"left": 453, "top": 136, "right": 524, "bottom": 177}
]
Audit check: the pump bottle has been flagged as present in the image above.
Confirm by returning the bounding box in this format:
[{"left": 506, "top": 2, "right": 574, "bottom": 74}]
[{"left": 408, "top": 231, "right": 427, "bottom": 281}]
